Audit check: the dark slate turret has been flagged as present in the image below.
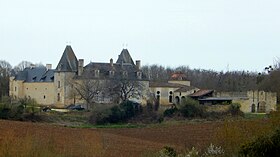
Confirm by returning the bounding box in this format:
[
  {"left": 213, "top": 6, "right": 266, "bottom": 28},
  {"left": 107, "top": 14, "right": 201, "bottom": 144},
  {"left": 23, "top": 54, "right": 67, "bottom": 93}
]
[
  {"left": 116, "top": 49, "right": 135, "bottom": 65},
  {"left": 56, "top": 45, "right": 78, "bottom": 72}
]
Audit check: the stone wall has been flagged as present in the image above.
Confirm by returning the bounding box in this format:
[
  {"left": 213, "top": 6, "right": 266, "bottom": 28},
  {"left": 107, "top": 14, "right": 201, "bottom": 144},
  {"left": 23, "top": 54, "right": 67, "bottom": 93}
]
[
  {"left": 9, "top": 77, "right": 55, "bottom": 106},
  {"left": 149, "top": 87, "right": 179, "bottom": 106},
  {"left": 54, "top": 72, "right": 76, "bottom": 107},
  {"left": 215, "top": 91, "right": 277, "bottom": 113},
  {"left": 23, "top": 82, "right": 55, "bottom": 106}
]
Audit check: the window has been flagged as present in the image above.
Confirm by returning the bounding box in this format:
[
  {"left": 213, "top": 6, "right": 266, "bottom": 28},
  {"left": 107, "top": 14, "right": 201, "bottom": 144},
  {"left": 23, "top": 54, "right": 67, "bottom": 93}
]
[
  {"left": 109, "top": 71, "right": 115, "bottom": 77},
  {"left": 15, "top": 87, "right": 17, "bottom": 92},
  {"left": 57, "top": 93, "right": 60, "bottom": 101},
  {"left": 169, "top": 95, "right": 173, "bottom": 103},
  {"left": 44, "top": 95, "right": 46, "bottom": 99},
  {"left": 58, "top": 81, "right": 61, "bottom": 88},
  {"left": 169, "top": 91, "right": 173, "bottom": 103},
  {"left": 136, "top": 72, "right": 142, "bottom": 79},
  {"left": 123, "top": 71, "right": 128, "bottom": 77},
  {"left": 95, "top": 70, "right": 100, "bottom": 77}
]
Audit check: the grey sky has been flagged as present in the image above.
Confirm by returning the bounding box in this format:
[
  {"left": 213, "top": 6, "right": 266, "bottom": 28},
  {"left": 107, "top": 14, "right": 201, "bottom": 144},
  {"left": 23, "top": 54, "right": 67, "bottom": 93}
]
[{"left": 1, "top": 0, "right": 279, "bottom": 72}]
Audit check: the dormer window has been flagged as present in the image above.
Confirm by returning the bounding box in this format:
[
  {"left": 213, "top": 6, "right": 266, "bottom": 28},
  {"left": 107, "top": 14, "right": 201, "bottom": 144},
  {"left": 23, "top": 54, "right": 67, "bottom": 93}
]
[
  {"left": 32, "top": 76, "right": 37, "bottom": 82},
  {"left": 136, "top": 71, "right": 142, "bottom": 79},
  {"left": 58, "top": 63, "right": 63, "bottom": 71},
  {"left": 109, "top": 71, "right": 115, "bottom": 78},
  {"left": 95, "top": 70, "right": 100, "bottom": 77},
  {"left": 122, "top": 71, "right": 128, "bottom": 77}
]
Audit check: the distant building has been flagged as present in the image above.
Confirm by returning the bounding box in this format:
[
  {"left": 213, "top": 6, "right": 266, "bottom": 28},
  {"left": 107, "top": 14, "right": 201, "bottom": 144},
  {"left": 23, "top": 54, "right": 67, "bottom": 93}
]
[
  {"left": 9, "top": 45, "right": 277, "bottom": 113},
  {"left": 9, "top": 46, "right": 151, "bottom": 107},
  {"left": 149, "top": 72, "right": 199, "bottom": 106}
]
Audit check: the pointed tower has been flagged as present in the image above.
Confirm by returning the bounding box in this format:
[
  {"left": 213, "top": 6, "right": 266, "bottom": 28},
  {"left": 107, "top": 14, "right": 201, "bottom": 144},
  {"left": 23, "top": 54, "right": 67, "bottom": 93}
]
[
  {"left": 56, "top": 45, "right": 78, "bottom": 72},
  {"left": 116, "top": 49, "right": 135, "bottom": 65},
  {"left": 54, "top": 45, "right": 78, "bottom": 107}
]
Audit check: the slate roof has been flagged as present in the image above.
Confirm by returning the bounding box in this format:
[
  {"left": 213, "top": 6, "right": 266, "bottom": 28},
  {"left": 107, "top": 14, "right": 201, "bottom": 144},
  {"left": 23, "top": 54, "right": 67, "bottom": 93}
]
[
  {"left": 149, "top": 82, "right": 185, "bottom": 88},
  {"left": 56, "top": 45, "right": 78, "bottom": 72},
  {"left": 78, "top": 62, "right": 147, "bottom": 80},
  {"left": 116, "top": 49, "right": 135, "bottom": 65},
  {"left": 15, "top": 67, "right": 54, "bottom": 82}
]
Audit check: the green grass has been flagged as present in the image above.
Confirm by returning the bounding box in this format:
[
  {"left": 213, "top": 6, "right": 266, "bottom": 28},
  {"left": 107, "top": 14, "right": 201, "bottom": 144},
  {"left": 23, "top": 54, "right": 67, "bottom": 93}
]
[
  {"left": 74, "top": 123, "right": 146, "bottom": 129},
  {"left": 244, "top": 113, "right": 268, "bottom": 119}
]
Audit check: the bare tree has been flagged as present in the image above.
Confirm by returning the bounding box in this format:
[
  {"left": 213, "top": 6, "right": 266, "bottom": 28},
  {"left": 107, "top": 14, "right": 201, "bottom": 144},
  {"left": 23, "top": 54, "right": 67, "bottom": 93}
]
[
  {"left": 0, "top": 60, "right": 12, "bottom": 98},
  {"left": 13, "top": 61, "right": 33, "bottom": 73},
  {"left": 73, "top": 78, "right": 106, "bottom": 110},
  {"left": 0, "top": 60, "right": 12, "bottom": 77},
  {"left": 109, "top": 78, "right": 144, "bottom": 103}
]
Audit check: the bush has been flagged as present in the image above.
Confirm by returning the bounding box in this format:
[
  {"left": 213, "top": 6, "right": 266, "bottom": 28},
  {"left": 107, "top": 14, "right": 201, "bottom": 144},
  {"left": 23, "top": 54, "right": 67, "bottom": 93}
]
[
  {"left": 90, "top": 100, "right": 142, "bottom": 125},
  {"left": 0, "top": 102, "right": 25, "bottom": 120},
  {"left": 239, "top": 129, "right": 280, "bottom": 157},
  {"left": 229, "top": 103, "right": 243, "bottom": 116},
  {"left": 163, "top": 107, "right": 177, "bottom": 117},
  {"left": 159, "top": 146, "right": 177, "bottom": 157},
  {"left": 179, "top": 98, "right": 205, "bottom": 118}
]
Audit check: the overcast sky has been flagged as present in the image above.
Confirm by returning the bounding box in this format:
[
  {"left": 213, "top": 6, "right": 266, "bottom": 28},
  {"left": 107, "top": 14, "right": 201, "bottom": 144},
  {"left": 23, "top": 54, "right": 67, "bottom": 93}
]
[{"left": 1, "top": 0, "right": 280, "bottom": 72}]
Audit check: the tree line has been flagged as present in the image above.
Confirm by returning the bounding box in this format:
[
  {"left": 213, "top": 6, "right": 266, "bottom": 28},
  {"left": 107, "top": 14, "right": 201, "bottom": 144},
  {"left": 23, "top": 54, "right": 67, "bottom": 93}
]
[
  {"left": 0, "top": 60, "right": 44, "bottom": 99},
  {"left": 142, "top": 64, "right": 280, "bottom": 99}
]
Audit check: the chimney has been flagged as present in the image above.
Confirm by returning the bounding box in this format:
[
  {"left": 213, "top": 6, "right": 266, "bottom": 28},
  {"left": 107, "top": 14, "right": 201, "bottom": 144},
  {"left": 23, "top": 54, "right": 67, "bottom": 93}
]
[
  {"left": 30, "top": 64, "right": 35, "bottom": 69},
  {"left": 78, "top": 59, "right": 84, "bottom": 76},
  {"left": 46, "top": 64, "right": 52, "bottom": 70},
  {"left": 110, "top": 58, "right": 113, "bottom": 67},
  {"left": 136, "top": 60, "right": 141, "bottom": 70}
]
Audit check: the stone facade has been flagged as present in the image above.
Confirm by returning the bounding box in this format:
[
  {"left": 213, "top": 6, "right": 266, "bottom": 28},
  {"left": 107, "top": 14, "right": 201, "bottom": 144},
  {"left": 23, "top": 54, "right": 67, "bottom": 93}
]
[
  {"left": 215, "top": 91, "right": 277, "bottom": 113},
  {"left": 9, "top": 46, "right": 277, "bottom": 112},
  {"left": 9, "top": 46, "right": 150, "bottom": 108},
  {"left": 149, "top": 72, "right": 199, "bottom": 106}
]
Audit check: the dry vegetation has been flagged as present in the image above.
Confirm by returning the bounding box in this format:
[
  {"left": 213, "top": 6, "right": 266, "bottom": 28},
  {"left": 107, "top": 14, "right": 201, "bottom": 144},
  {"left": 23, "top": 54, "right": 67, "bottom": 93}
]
[
  {"left": 0, "top": 120, "right": 220, "bottom": 157},
  {"left": 0, "top": 120, "right": 103, "bottom": 157},
  {"left": 0, "top": 111, "right": 279, "bottom": 157}
]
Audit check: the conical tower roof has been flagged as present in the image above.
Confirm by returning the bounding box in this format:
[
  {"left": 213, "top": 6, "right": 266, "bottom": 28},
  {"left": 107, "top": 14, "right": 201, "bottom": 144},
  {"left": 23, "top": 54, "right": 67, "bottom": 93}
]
[
  {"left": 56, "top": 45, "right": 78, "bottom": 72},
  {"left": 116, "top": 49, "right": 135, "bottom": 65}
]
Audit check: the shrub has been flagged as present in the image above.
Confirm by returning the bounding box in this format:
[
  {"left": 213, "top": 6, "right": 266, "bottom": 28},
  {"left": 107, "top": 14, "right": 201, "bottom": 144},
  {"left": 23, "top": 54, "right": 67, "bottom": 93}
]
[
  {"left": 180, "top": 99, "right": 205, "bottom": 118},
  {"left": 229, "top": 103, "right": 243, "bottom": 116},
  {"left": 203, "top": 143, "right": 225, "bottom": 156},
  {"left": 94, "top": 111, "right": 111, "bottom": 125},
  {"left": 163, "top": 107, "right": 177, "bottom": 117},
  {"left": 0, "top": 107, "right": 11, "bottom": 119},
  {"left": 108, "top": 106, "right": 125, "bottom": 123},
  {"left": 0, "top": 103, "right": 24, "bottom": 120},
  {"left": 184, "top": 147, "right": 200, "bottom": 157},
  {"left": 159, "top": 146, "right": 177, "bottom": 157},
  {"left": 90, "top": 101, "right": 142, "bottom": 125},
  {"left": 239, "top": 129, "right": 280, "bottom": 157}
]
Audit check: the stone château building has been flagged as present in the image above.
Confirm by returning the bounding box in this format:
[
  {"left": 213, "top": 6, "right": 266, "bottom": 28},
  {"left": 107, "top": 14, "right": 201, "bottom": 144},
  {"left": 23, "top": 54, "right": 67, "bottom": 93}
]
[{"left": 9, "top": 45, "right": 277, "bottom": 113}]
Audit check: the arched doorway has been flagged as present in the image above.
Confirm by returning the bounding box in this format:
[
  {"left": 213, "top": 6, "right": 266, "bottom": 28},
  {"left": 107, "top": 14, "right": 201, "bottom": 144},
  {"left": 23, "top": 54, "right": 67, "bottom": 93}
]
[
  {"left": 251, "top": 104, "right": 256, "bottom": 113},
  {"left": 155, "top": 91, "right": 160, "bottom": 111},
  {"left": 181, "top": 96, "right": 186, "bottom": 103},
  {"left": 258, "top": 101, "right": 266, "bottom": 113},
  {"left": 175, "top": 96, "right": 180, "bottom": 105}
]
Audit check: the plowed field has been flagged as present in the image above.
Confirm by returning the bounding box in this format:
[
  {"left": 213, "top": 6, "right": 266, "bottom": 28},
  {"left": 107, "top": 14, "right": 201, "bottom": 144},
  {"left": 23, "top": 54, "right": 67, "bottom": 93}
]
[{"left": 0, "top": 120, "right": 220, "bottom": 157}]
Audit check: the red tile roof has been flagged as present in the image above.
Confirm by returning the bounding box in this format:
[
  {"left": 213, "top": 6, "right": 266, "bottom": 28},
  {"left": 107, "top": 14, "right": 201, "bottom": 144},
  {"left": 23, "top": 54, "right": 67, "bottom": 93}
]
[
  {"left": 189, "top": 89, "right": 214, "bottom": 97},
  {"left": 170, "top": 72, "right": 188, "bottom": 81}
]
